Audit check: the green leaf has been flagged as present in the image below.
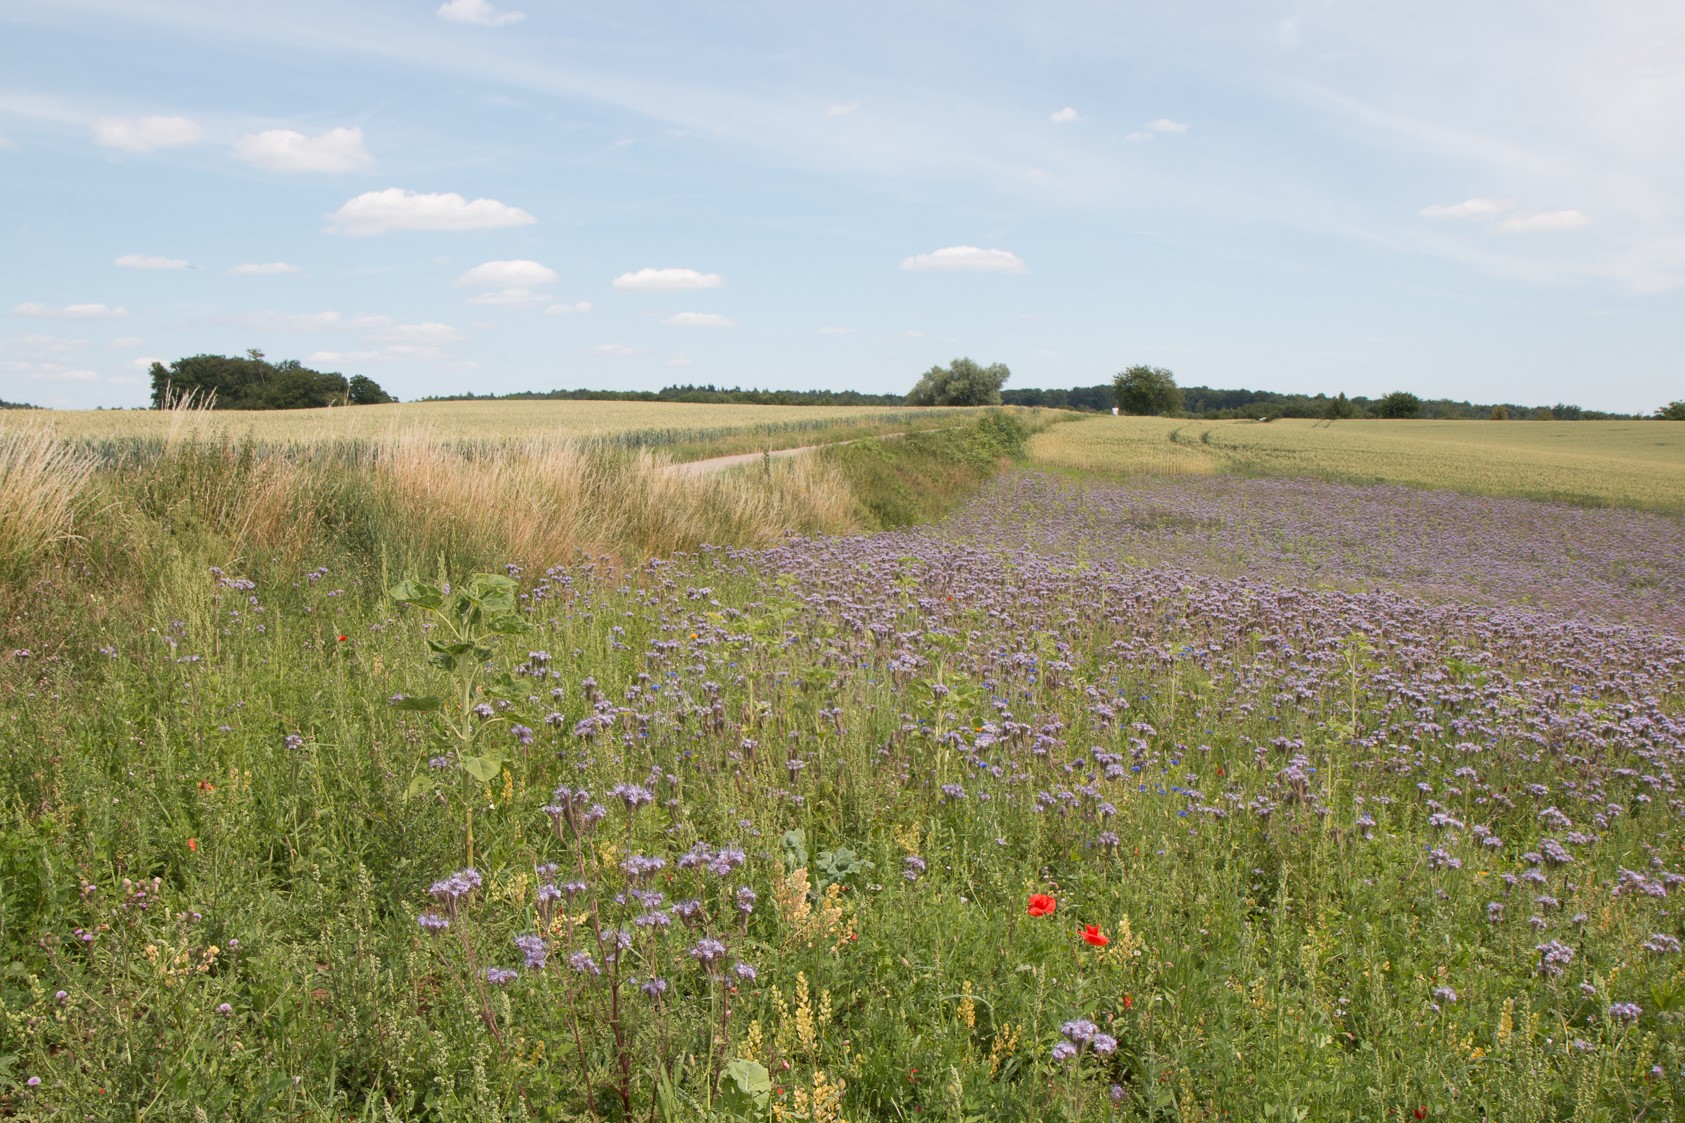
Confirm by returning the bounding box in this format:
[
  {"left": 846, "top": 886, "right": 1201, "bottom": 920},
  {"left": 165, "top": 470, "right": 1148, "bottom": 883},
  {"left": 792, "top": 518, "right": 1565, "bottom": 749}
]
[
  {"left": 716, "top": 1059, "right": 771, "bottom": 1119},
  {"left": 484, "top": 613, "right": 533, "bottom": 636},
  {"left": 405, "top": 775, "right": 434, "bottom": 800},
  {"left": 460, "top": 754, "right": 505, "bottom": 783},
  {"left": 464, "top": 573, "right": 518, "bottom": 613},
  {"left": 389, "top": 581, "right": 443, "bottom": 609},
  {"left": 426, "top": 652, "right": 457, "bottom": 671},
  {"left": 426, "top": 639, "right": 475, "bottom": 656},
  {"left": 390, "top": 694, "right": 442, "bottom": 712}
]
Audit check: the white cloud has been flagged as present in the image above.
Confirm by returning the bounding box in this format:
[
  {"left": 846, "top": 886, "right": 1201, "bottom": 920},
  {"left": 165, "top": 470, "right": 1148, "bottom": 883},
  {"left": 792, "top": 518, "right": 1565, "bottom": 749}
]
[
  {"left": 91, "top": 115, "right": 203, "bottom": 153},
  {"left": 234, "top": 127, "right": 372, "bottom": 172},
  {"left": 1420, "top": 197, "right": 1513, "bottom": 219},
  {"left": 1050, "top": 107, "right": 1078, "bottom": 124},
  {"left": 1145, "top": 118, "right": 1190, "bottom": 133},
  {"left": 662, "top": 311, "right": 735, "bottom": 327},
  {"left": 594, "top": 343, "right": 635, "bottom": 355},
  {"left": 1124, "top": 131, "right": 1153, "bottom": 142},
  {"left": 544, "top": 301, "right": 592, "bottom": 315},
  {"left": 612, "top": 267, "right": 724, "bottom": 292},
  {"left": 437, "top": 0, "right": 525, "bottom": 27},
  {"left": 16, "top": 335, "right": 87, "bottom": 351},
  {"left": 899, "top": 245, "right": 1027, "bottom": 273},
  {"left": 0, "top": 134, "right": 17, "bottom": 152},
  {"left": 10, "top": 302, "right": 128, "bottom": 319},
  {"left": 467, "top": 288, "right": 550, "bottom": 307},
  {"left": 31, "top": 368, "right": 100, "bottom": 382},
  {"left": 111, "top": 336, "right": 144, "bottom": 348},
  {"left": 826, "top": 101, "right": 862, "bottom": 118},
  {"left": 115, "top": 253, "right": 189, "bottom": 270},
  {"left": 242, "top": 310, "right": 343, "bottom": 332},
  {"left": 230, "top": 262, "right": 302, "bottom": 275},
  {"left": 1498, "top": 210, "right": 1592, "bottom": 232},
  {"left": 456, "top": 259, "right": 557, "bottom": 287},
  {"left": 818, "top": 326, "right": 857, "bottom": 335},
  {"left": 129, "top": 356, "right": 163, "bottom": 369},
  {"left": 107, "top": 375, "right": 144, "bottom": 385},
  {"left": 326, "top": 188, "right": 537, "bottom": 235},
  {"left": 898, "top": 329, "right": 925, "bottom": 338},
  {"left": 665, "top": 353, "right": 691, "bottom": 366},
  {"left": 353, "top": 317, "right": 466, "bottom": 343},
  {"left": 308, "top": 349, "right": 384, "bottom": 366}
]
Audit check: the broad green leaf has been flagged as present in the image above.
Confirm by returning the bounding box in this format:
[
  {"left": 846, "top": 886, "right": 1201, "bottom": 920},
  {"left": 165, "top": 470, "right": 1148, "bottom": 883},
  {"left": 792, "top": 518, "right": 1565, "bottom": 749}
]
[
  {"left": 390, "top": 694, "right": 442, "bottom": 712},
  {"left": 716, "top": 1059, "right": 770, "bottom": 1118},
  {"left": 389, "top": 581, "right": 443, "bottom": 609},
  {"left": 461, "top": 754, "right": 505, "bottom": 782}
]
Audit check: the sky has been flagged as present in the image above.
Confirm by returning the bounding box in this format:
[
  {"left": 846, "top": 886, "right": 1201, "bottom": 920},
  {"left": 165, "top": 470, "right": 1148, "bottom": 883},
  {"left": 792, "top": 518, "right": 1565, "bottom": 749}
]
[{"left": 1, "top": 1, "right": 1681, "bottom": 412}]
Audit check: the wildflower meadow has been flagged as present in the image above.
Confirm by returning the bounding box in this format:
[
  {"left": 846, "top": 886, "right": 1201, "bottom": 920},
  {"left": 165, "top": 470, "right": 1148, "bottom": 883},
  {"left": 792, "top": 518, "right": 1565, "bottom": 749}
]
[{"left": 0, "top": 417, "right": 1680, "bottom": 1121}]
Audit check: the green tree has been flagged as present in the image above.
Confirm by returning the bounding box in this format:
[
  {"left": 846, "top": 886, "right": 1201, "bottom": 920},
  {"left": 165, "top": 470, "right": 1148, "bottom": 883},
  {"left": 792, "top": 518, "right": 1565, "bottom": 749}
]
[
  {"left": 1373, "top": 391, "right": 1422, "bottom": 419},
  {"left": 149, "top": 351, "right": 392, "bottom": 410},
  {"left": 1112, "top": 365, "right": 1182, "bottom": 416},
  {"left": 348, "top": 375, "right": 396, "bottom": 405},
  {"left": 906, "top": 357, "right": 1010, "bottom": 406},
  {"left": 1654, "top": 400, "right": 1685, "bottom": 420},
  {"left": 1321, "top": 392, "right": 1357, "bottom": 420}
]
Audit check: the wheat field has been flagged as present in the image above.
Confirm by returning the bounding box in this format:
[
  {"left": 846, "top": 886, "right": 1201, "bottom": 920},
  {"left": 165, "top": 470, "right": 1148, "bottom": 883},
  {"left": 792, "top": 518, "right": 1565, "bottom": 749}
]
[
  {"left": 1031, "top": 415, "right": 1685, "bottom": 512},
  {"left": 4, "top": 398, "right": 967, "bottom": 446}
]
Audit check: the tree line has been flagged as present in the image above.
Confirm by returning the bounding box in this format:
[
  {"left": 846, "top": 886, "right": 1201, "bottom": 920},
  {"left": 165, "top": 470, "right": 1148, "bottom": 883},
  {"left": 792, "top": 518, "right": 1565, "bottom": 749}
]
[{"left": 148, "top": 351, "right": 394, "bottom": 410}]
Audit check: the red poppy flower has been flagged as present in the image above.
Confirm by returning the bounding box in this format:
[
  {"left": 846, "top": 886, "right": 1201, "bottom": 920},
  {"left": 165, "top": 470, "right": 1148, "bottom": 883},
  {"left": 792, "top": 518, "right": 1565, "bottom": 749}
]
[
  {"left": 1414, "top": 1109, "right": 1427, "bottom": 1121},
  {"left": 337, "top": 634, "right": 348, "bottom": 642},
  {"left": 1123, "top": 994, "right": 1133, "bottom": 1009},
  {"left": 1081, "top": 924, "right": 1109, "bottom": 947},
  {"left": 187, "top": 837, "right": 197, "bottom": 852},
  {"left": 1028, "top": 894, "right": 1057, "bottom": 917}
]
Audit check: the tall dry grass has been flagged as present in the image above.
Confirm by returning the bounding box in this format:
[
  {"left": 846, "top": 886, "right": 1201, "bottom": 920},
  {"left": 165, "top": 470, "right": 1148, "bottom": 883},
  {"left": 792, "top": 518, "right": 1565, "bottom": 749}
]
[
  {"left": 368, "top": 434, "right": 856, "bottom": 563},
  {"left": 0, "top": 426, "right": 98, "bottom": 574}
]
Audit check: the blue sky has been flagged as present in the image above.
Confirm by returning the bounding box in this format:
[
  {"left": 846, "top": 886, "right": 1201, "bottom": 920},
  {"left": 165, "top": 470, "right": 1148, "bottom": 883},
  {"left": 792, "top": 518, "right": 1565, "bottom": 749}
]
[{"left": 2, "top": 0, "right": 1681, "bottom": 411}]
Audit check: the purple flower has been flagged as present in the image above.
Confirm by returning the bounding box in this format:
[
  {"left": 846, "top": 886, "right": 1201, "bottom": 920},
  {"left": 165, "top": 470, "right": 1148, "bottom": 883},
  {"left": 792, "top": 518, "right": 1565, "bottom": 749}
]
[
  {"left": 608, "top": 783, "right": 655, "bottom": 809},
  {"left": 1091, "top": 1033, "right": 1118, "bottom": 1056},
  {"left": 1609, "top": 1002, "right": 1642, "bottom": 1022},
  {"left": 1061, "top": 1019, "right": 1098, "bottom": 1043},
  {"left": 217, "top": 1002, "right": 233, "bottom": 1017},
  {"left": 903, "top": 855, "right": 926, "bottom": 882},
  {"left": 568, "top": 952, "right": 602, "bottom": 976},
  {"left": 736, "top": 886, "right": 757, "bottom": 914},
  {"left": 483, "top": 966, "right": 518, "bottom": 985},
  {"left": 515, "top": 934, "right": 548, "bottom": 969},
  {"left": 733, "top": 961, "right": 758, "bottom": 981},
  {"left": 620, "top": 855, "right": 667, "bottom": 879},
  {"left": 418, "top": 912, "right": 450, "bottom": 933},
  {"left": 639, "top": 976, "right": 669, "bottom": 999},
  {"left": 510, "top": 724, "right": 535, "bottom": 746},
  {"left": 1051, "top": 1041, "right": 1078, "bottom": 1062},
  {"left": 689, "top": 937, "right": 728, "bottom": 967}
]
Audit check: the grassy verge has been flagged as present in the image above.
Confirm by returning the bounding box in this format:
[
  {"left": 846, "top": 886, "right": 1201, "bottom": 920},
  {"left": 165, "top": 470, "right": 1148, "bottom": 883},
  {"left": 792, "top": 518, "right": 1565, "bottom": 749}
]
[{"left": 821, "top": 410, "right": 1035, "bottom": 528}]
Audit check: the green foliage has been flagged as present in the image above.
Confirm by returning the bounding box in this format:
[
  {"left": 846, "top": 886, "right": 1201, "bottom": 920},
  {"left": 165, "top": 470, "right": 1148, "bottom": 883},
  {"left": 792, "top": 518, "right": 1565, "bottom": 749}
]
[
  {"left": 824, "top": 411, "right": 1030, "bottom": 527},
  {"left": 149, "top": 349, "right": 393, "bottom": 411},
  {"left": 907, "top": 358, "right": 1011, "bottom": 406},
  {"left": 1321, "top": 392, "right": 1357, "bottom": 420},
  {"left": 1373, "top": 391, "right": 1423, "bottom": 419},
  {"left": 1112, "top": 365, "right": 1183, "bottom": 416},
  {"left": 1656, "top": 400, "right": 1685, "bottom": 420}
]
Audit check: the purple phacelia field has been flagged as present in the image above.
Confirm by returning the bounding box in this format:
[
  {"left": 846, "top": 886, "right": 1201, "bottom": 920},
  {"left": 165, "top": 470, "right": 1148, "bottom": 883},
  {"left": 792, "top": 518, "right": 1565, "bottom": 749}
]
[{"left": 5, "top": 469, "right": 1681, "bottom": 1121}]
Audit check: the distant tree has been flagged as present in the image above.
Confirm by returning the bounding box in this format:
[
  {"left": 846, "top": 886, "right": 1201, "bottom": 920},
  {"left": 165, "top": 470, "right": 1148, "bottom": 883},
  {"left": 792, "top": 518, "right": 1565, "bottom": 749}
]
[
  {"left": 348, "top": 375, "right": 396, "bottom": 405},
  {"left": 907, "top": 358, "right": 1010, "bottom": 406},
  {"left": 149, "top": 351, "right": 391, "bottom": 410},
  {"left": 1373, "top": 391, "right": 1422, "bottom": 419},
  {"left": 1321, "top": 392, "right": 1357, "bottom": 420},
  {"left": 1113, "top": 365, "right": 1182, "bottom": 416},
  {"left": 1654, "top": 400, "right": 1685, "bottom": 420},
  {"left": 1549, "top": 402, "right": 1583, "bottom": 421},
  {"left": 1490, "top": 405, "right": 1510, "bottom": 420}
]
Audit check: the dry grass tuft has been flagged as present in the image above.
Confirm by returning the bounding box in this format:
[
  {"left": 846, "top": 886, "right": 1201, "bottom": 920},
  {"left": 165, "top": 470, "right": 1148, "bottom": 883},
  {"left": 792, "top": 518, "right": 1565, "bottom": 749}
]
[{"left": 0, "top": 425, "right": 98, "bottom": 573}]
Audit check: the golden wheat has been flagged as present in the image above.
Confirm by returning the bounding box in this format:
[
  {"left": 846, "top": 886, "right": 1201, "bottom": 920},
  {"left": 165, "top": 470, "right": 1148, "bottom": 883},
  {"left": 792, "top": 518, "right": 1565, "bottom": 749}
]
[{"left": 1031, "top": 416, "right": 1685, "bottom": 512}]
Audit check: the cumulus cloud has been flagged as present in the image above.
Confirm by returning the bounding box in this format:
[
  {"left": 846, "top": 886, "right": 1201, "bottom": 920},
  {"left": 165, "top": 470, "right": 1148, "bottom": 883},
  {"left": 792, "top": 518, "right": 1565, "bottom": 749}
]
[
  {"left": 1420, "top": 197, "right": 1513, "bottom": 219},
  {"left": 544, "top": 301, "right": 592, "bottom": 315},
  {"left": 30, "top": 367, "right": 100, "bottom": 381},
  {"left": 241, "top": 310, "right": 343, "bottom": 332},
  {"left": 456, "top": 259, "right": 557, "bottom": 288},
  {"left": 111, "top": 336, "right": 145, "bottom": 347},
  {"left": 437, "top": 0, "right": 525, "bottom": 27},
  {"left": 467, "top": 289, "right": 550, "bottom": 307},
  {"left": 594, "top": 343, "right": 635, "bottom": 356},
  {"left": 230, "top": 262, "right": 302, "bottom": 275},
  {"left": 826, "top": 102, "right": 862, "bottom": 118},
  {"left": 1050, "top": 107, "right": 1078, "bottom": 124},
  {"left": 129, "top": 356, "right": 164, "bottom": 370},
  {"left": 16, "top": 334, "right": 88, "bottom": 352},
  {"left": 1145, "top": 118, "right": 1190, "bottom": 133},
  {"left": 115, "top": 253, "right": 189, "bottom": 269},
  {"left": 91, "top": 115, "right": 203, "bottom": 153},
  {"left": 10, "top": 302, "right": 128, "bottom": 319},
  {"left": 234, "top": 127, "right": 372, "bottom": 172},
  {"left": 665, "top": 354, "right": 691, "bottom": 366},
  {"left": 107, "top": 374, "right": 144, "bottom": 385},
  {"left": 899, "top": 245, "right": 1027, "bottom": 273},
  {"left": 327, "top": 188, "right": 537, "bottom": 235},
  {"left": 611, "top": 267, "right": 724, "bottom": 292},
  {"left": 1498, "top": 210, "right": 1592, "bottom": 232},
  {"left": 1124, "top": 131, "right": 1153, "bottom": 142},
  {"left": 662, "top": 311, "right": 734, "bottom": 327}
]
